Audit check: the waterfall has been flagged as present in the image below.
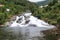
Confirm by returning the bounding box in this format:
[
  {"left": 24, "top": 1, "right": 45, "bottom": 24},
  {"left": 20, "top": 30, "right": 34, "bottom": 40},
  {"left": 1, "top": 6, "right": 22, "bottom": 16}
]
[{"left": 5, "top": 12, "right": 55, "bottom": 40}]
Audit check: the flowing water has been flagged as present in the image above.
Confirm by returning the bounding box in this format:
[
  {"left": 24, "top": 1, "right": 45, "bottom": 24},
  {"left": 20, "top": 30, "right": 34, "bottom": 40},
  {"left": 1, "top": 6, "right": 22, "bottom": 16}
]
[{"left": 0, "top": 12, "right": 55, "bottom": 40}]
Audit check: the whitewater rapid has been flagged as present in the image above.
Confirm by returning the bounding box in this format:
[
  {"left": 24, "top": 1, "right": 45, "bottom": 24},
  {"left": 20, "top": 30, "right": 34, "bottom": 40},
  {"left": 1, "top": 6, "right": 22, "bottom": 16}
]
[
  {"left": 10, "top": 12, "right": 55, "bottom": 29},
  {"left": 6, "top": 12, "right": 55, "bottom": 40}
]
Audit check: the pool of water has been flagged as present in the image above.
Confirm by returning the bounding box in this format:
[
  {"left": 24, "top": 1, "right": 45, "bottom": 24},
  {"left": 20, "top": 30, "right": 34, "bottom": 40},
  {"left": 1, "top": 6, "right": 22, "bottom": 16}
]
[
  {"left": 0, "top": 27, "right": 22, "bottom": 40},
  {"left": 0, "top": 26, "right": 45, "bottom": 40}
]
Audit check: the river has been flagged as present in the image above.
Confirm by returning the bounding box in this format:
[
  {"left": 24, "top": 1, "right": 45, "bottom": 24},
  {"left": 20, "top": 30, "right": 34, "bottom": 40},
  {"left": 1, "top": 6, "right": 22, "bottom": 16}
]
[{"left": 0, "top": 12, "right": 55, "bottom": 40}]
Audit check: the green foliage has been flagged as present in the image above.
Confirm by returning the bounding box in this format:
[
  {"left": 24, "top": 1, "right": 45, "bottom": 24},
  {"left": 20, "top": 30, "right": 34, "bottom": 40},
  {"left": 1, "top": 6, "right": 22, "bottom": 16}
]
[
  {"left": 33, "top": 0, "right": 60, "bottom": 26},
  {"left": 48, "top": 0, "right": 58, "bottom": 6},
  {"left": 0, "top": 0, "right": 38, "bottom": 25},
  {"left": 45, "top": 34, "right": 58, "bottom": 40}
]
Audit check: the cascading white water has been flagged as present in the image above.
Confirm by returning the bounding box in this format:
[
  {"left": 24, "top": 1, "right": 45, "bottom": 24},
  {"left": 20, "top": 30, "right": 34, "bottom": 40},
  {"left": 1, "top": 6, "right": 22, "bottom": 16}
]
[
  {"left": 7, "top": 12, "right": 55, "bottom": 40},
  {"left": 10, "top": 12, "right": 55, "bottom": 29}
]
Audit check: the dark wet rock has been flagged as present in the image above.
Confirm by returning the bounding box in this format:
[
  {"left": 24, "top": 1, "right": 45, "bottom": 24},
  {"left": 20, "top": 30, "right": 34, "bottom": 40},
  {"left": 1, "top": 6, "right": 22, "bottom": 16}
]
[
  {"left": 25, "top": 20, "right": 30, "bottom": 24},
  {"left": 29, "top": 24, "right": 37, "bottom": 27},
  {"left": 16, "top": 17, "right": 22, "bottom": 23}
]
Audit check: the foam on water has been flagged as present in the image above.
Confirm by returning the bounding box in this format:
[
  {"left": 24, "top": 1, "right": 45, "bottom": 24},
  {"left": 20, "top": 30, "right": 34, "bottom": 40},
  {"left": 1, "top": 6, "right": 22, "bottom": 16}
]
[
  {"left": 10, "top": 12, "right": 55, "bottom": 29},
  {"left": 7, "top": 12, "right": 55, "bottom": 40}
]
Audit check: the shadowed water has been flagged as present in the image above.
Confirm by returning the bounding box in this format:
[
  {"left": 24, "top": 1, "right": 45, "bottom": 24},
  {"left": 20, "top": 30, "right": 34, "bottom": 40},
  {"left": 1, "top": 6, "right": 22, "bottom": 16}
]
[{"left": 0, "top": 26, "right": 45, "bottom": 40}]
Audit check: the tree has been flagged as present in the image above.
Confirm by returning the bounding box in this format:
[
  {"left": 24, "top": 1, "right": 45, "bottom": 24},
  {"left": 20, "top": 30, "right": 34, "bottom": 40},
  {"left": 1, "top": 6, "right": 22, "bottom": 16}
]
[{"left": 48, "top": 0, "right": 58, "bottom": 6}]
